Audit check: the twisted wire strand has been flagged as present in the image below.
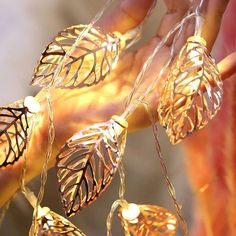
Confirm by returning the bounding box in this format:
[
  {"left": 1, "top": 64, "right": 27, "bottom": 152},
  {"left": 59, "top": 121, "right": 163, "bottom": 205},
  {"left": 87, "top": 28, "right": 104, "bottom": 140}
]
[
  {"left": 194, "top": 0, "right": 205, "bottom": 36},
  {"left": 106, "top": 162, "right": 128, "bottom": 236},
  {"left": 118, "top": 162, "right": 126, "bottom": 200},
  {"left": 142, "top": 101, "right": 188, "bottom": 236},
  {"left": 19, "top": 111, "right": 39, "bottom": 235},
  {"left": 122, "top": 12, "right": 197, "bottom": 119},
  {"left": 195, "top": 0, "right": 205, "bottom": 14},
  {"left": 106, "top": 198, "right": 128, "bottom": 236},
  {"left": 33, "top": 90, "right": 54, "bottom": 234},
  {"left": 20, "top": 113, "right": 38, "bottom": 209}
]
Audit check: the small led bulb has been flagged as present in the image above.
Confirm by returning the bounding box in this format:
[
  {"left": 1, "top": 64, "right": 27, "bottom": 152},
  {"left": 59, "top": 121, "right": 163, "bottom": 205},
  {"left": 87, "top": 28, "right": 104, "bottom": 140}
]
[
  {"left": 24, "top": 96, "right": 40, "bottom": 114},
  {"left": 121, "top": 203, "right": 140, "bottom": 222},
  {"left": 37, "top": 207, "right": 50, "bottom": 219}
]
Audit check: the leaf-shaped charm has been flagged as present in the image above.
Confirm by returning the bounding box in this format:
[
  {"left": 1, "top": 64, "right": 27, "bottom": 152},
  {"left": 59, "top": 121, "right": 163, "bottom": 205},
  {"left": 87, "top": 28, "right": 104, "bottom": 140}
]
[
  {"left": 0, "top": 105, "right": 28, "bottom": 167},
  {"left": 118, "top": 204, "right": 177, "bottom": 236},
  {"left": 57, "top": 115, "right": 128, "bottom": 217},
  {"left": 0, "top": 97, "right": 40, "bottom": 168},
  {"left": 31, "top": 207, "right": 86, "bottom": 236},
  {"left": 31, "top": 25, "right": 124, "bottom": 88},
  {"left": 157, "top": 36, "right": 223, "bottom": 144}
]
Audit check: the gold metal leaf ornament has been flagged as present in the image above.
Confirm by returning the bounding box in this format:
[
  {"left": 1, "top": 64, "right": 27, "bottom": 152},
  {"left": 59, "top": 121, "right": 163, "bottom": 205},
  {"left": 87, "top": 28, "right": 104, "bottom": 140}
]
[
  {"left": 118, "top": 203, "right": 177, "bottom": 236},
  {"left": 57, "top": 115, "right": 128, "bottom": 217},
  {"left": 157, "top": 36, "right": 223, "bottom": 144},
  {"left": 31, "top": 207, "right": 85, "bottom": 236},
  {"left": 31, "top": 25, "right": 124, "bottom": 88},
  {"left": 0, "top": 97, "right": 40, "bottom": 168}
]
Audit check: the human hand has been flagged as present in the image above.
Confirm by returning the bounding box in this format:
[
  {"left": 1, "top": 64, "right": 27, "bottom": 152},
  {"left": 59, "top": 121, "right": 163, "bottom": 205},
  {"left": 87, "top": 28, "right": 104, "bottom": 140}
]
[{"left": 0, "top": 2, "right": 233, "bottom": 228}]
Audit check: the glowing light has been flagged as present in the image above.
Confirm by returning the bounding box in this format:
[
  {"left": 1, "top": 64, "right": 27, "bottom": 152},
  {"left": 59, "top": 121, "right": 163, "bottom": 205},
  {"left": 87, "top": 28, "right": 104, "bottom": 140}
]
[
  {"left": 31, "top": 25, "right": 124, "bottom": 89},
  {"left": 24, "top": 96, "right": 40, "bottom": 114},
  {"left": 37, "top": 207, "right": 50, "bottom": 219},
  {"left": 167, "top": 223, "right": 176, "bottom": 231},
  {"left": 119, "top": 204, "right": 177, "bottom": 235},
  {"left": 32, "top": 207, "right": 86, "bottom": 235},
  {"left": 121, "top": 203, "right": 140, "bottom": 221},
  {"left": 57, "top": 116, "right": 128, "bottom": 217},
  {"left": 157, "top": 35, "right": 223, "bottom": 144}
]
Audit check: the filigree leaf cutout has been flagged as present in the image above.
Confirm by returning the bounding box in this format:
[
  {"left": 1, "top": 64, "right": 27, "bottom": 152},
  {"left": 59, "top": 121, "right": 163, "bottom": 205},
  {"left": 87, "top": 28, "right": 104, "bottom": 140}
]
[
  {"left": 0, "top": 101, "right": 29, "bottom": 167},
  {"left": 118, "top": 204, "right": 177, "bottom": 236},
  {"left": 157, "top": 36, "right": 223, "bottom": 144},
  {"left": 57, "top": 116, "right": 128, "bottom": 217},
  {"left": 0, "top": 97, "right": 39, "bottom": 168},
  {"left": 31, "top": 24, "right": 123, "bottom": 88},
  {"left": 31, "top": 207, "right": 86, "bottom": 236}
]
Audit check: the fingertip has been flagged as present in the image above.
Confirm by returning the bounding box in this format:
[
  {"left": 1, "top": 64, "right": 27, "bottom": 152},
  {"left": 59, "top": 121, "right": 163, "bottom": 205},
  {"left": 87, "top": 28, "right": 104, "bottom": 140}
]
[
  {"left": 218, "top": 52, "right": 236, "bottom": 81},
  {"left": 98, "top": 0, "right": 156, "bottom": 33}
]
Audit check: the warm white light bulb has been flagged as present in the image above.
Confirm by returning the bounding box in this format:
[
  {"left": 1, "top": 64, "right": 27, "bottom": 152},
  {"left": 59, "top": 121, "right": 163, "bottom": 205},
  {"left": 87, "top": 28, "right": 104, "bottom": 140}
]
[
  {"left": 37, "top": 207, "right": 50, "bottom": 219},
  {"left": 24, "top": 96, "right": 40, "bottom": 114},
  {"left": 121, "top": 203, "right": 140, "bottom": 222}
]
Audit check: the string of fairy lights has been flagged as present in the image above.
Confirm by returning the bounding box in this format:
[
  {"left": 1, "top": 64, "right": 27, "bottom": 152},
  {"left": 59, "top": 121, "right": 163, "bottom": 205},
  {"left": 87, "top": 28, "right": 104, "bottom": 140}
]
[{"left": 0, "top": 0, "right": 223, "bottom": 235}]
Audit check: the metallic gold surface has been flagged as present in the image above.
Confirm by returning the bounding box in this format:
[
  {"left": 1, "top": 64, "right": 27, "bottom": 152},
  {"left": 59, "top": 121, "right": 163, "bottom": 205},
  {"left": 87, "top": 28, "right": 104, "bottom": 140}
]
[
  {"left": 157, "top": 36, "right": 223, "bottom": 144},
  {"left": 31, "top": 24, "right": 122, "bottom": 88},
  {"left": 0, "top": 100, "right": 30, "bottom": 167},
  {"left": 118, "top": 204, "right": 177, "bottom": 236},
  {"left": 30, "top": 207, "right": 85, "bottom": 236},
  {"left": 56, "top": 117, "right": 127, "bottom": 217}
]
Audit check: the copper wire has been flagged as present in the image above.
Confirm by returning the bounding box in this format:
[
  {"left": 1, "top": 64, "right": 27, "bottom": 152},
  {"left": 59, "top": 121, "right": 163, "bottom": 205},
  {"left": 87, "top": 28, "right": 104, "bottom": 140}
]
[
  {"left": 142, "top": 101, "right": 188, "bottom": 236},
  {"left": 20, "top": 108, "right": 38, "bottom": 208},
  {"left": 33, "top": 90, "right": 54, "bottom": 234},
  {"left": 106, "top": 162, "right": 128, "bottom": 235},
  {"left": 106, "top": 198, "right": 128, "bottom": 236},
  {"left": 118, "top": 162, "right": 126, "bottom": 200}
]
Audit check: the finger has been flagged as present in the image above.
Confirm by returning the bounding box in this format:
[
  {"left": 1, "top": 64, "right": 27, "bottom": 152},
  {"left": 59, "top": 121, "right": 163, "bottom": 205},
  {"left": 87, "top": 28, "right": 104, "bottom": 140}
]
[
  {"left": 200, "top": 0, "right": 229, "bottom": 50},
  {"left": 157, "top": 0, "right": 190, "bottom": 40},
  {"left": 217, "top": 52, "right": 236, "bottom": 81},
  {"left": 97, "top": 0, "right": 156, "bottom": 33},
  {"left": 157, "top": 0, "right": 229, "bottom": 51}
]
